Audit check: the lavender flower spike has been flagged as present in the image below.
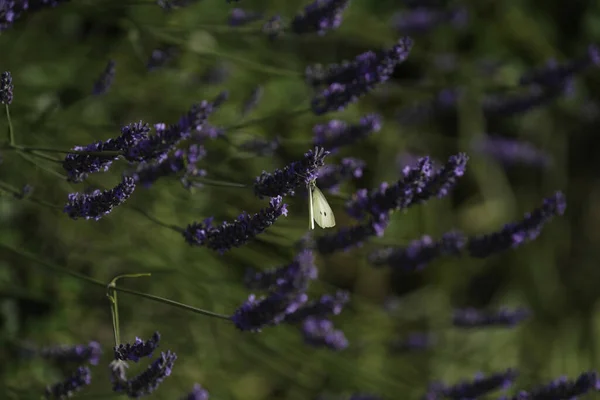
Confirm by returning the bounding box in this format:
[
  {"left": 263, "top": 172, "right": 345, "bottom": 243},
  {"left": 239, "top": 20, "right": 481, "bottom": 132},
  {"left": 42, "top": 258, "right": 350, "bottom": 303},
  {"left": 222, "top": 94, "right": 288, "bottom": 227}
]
[
  {"left": 245, "top": 249, "right": 318, "bottom": 292},
  {"left": 1, "top": 71, "right": 13, "bottom": 104},
  {"left": 181, "top": 383, "right": 210, "bottom": 400},
  {"left": 113, "top": 350, "right": 177, "bottom": 397},
  {"left": 254, "top": 147, "right": 329, "bottom": 198},
  {"left": 284, "top": 290, "right": 350, "bottom": 324},
  {"left": 501, "top": 371, "right": 600, "bottom": 400},
  {"left": 302, "top": 317, "right": 348, "bottom": 350},
  {"left": 114, "top": 332, "right": 161, "bottom": 362},
  {"left": 316, "top": 218, "right": 389, "bottom": 255},
  {"left": 232, "top": 291, "right": 308, "bottom": 332},
  {"left": 313, "top": 114, "right": 382, "bottom": 153},
  {"left": 39, "top": 341, "right": 102, "bottom": 366},
  {"left": 425, "top": 369, "right": 518, "bottom": 400},
  {"left": 317, "top": 157, "right": 366, "bottom": 192},
  {"left": 183, "top": 196, "right": 288, "bottom": 253},
  {"left": 472, "top": 135, "right": 552, "bottom": 168},
  {"left": 291, "top": 0, "right": 351, "bottom": 36},
  {"left": 453, "top": 307, "right": 531, "bottom": 328},
  {"left": 92, "top": 59, "right": 116, "bottom": 95},
  {"left": 45, "top": 366, "right": 91, "bottom": 399},
  {"left": 64, "top": 176, "right": 136, "bottom": 221},
  {"left": 468, "top": 191, "right": 566, "bottom": 258},
  {"left": 369, "top": 231, "right": 466, "bottom": 271}
]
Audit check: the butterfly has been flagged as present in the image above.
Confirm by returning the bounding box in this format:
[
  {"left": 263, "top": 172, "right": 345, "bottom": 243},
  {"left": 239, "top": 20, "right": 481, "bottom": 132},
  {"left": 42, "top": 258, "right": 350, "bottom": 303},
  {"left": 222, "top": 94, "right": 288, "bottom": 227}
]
[{"left": 308, "top": 179, "right": 336, "bottom": 229}]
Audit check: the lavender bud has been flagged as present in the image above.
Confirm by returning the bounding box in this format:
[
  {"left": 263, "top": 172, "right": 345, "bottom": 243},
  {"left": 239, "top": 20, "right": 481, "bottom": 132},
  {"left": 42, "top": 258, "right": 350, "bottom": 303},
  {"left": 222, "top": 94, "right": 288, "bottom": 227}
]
[
  {"left": 313, "top": 114, "right": 382, "bottom": 152},
  {"left": 0, "top": 71, "right": 13, "bottom": 104},
  {"left": 316, "top": 218, "right": 389, "bottom": 255},
  {"left": 482, "top": 84, "right": 570, "bottom": 118},
  {"left": 245, "top": 249, "right": 318, "bottom": 292},
  {"left": 231, "top": 291, "right": 308, "bottom": 332},
  {"left": 369, "top": 231, "right": 466, "bottom": 271},
  {"left": 254, "top": 147, "right": 329, "bottom": 198},
  {"left": 316, "top": 157, "right": 366, "bottom": 192},
  {"left": 183, "top": 196, "right": 288, "bottom": 254},
  {"left": 262, "top": 15, "right": 285, "bottom": 39},
  {"left": 426, "top": 369, "right": 518, "bottom": 399},
  {"left": 284, "top": 290, "right": 350, "bottom": 323},
  {"left": 472, "top": 135, "right": 552, "bottom": 168},
  {"left": 45, "top": 366, "right": 91, "bottom": 399},
  {"left": 467, "top": 191, "right": 566, "bottom": 258},
  {"left": 114, "top": 332, "right": 160, "bottom": 362},
  {"left": 39, "top": 341, "right": 102, "bottom": 366},
  {"left": 391, "top": 6, "right": 468, "bottom": 35},
  {"left": 92, "top": 59, "right": 116, "bottom": 95},
  {"left": 229, "top": 8, "right": 263, "bottom": 26},
  {"left": 390, "top": 332, "right": 434, "bottom": 352},
  {"left": 113, "top": 350, "right": 177, "bottom": 397},
  {"left": 291, "top": 0, "right": 351, "bottom": 36},
  {"left": 453, "top": 307, "right": 531, "bottom": 328},
  {"left": 64, "top": 176, "right": 136, "bottom": 221},
  {"left": 502, "top": 371, "right": 600, "bottom": 400},
  {"left": 181, "top": 383, "right": 210, "bottom": 400},
  {"left": 302, "top": 317, "right": 348, "bottom": 350},
  {"left": 147, "top": 46, "right": 178, "bottom": 71}
]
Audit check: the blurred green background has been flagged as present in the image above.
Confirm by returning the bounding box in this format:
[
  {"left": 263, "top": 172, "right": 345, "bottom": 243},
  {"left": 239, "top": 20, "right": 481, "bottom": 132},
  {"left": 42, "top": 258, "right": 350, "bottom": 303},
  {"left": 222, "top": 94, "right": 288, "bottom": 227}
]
[{"left": 1, "top": 0, "right": 600, "bottom": 398}]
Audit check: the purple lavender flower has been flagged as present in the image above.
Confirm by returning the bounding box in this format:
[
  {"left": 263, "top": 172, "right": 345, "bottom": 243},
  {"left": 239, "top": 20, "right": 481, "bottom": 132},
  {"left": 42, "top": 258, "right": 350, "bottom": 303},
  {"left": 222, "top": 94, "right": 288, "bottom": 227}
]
[
  {"left": 316, "top": 218, "right": 389, "bottom": 255},
  {"left": 302, "top": 317, "right": 348, "bottom": 350},
  {"left": 126, "top": 94, "right": 223, "bottom": 163},
  {"left": 147, "top": 46, "right": 178, "bottom": 71},
  {"left": 390, "top": 332, "right": 434, "bottom": 352},
  {"left": 501, "top": 371, "right": 600, "bottom": 400},
  {"left": 0, "top": 71, "right": 13, "bottom": 104},
  {"left": 453, "top": 307, "right": 531, "bottom": 328},
  {"left": 181, "top": 383, "right": 209, "bottom": 400},
  {"left": 310, "top": 37, "right": 413, "bottom": 115},
  {"left": 64, "top": 176, "right": 136, "bottom": 221},
  {"left": 369, "top": 231, "right": 466, "bottom": 271},
  {"left": 313, "top": 114, "right": 382, "bottom": 152},
  {"left": 426, "top": 369, "right": 518, "bottom": 399},
  {"left": 472, "top": 135, "right": 552, "bottom": 168},
  {"left": 482, "top": 83, "right": 571, "bottom": 118},
  {"left": 45, "top": 366, "right": 91, "bottom": 399},
  {"left": 183, "top": 196, "right": 288, "bottom": 253},
  {"left": 231, "top": 292, "right": 308, "bottom": 332},
  {"left": 254, "top": 147, "right": 329, "bottom": 198},
  {"left": 130, "top": 144, "right": 206, "bottom": 189},
  {"left": 114, "top": 332, "right": 160, "bottom": 362},
  {"left": 291, "top": 0, "right": 350, "bottom": 36},
  {"left": 92, "top": 59, "right": 116, "bottom": 95},
  {"left": 63, "top": 121, "right": 150, "bottom": 183},
  {"left": 519, "top": 44, "right": 600, "bottom": 88},
  {"left": 113, "top": 350, "right": 177, "bottom": 397},
  {"left": 284, "top": 290, "right": 350, "bottom": 323},
  {"left": 347, "top": 154, "right": 467, "bottom": 223},
  {"left": 391, "top": 6, "right": 468, "bottom": 35},
  {"left": 1, "top": 1, "right": 69, "bottom": 32},
  {"left": 468, "top": 191, "right": 566, "bottom": 258},
  {"left": 39, "top": 341, "right": 102, "bottom": 366},
  {"left": 245, "top": 249, "right": 318, "bottom": 292},
  {"left": 229, "top": 8, "right": 263, "bottom": 26},
  {"left": 316, "top": 157, "right": 365, "bottom": 192}
]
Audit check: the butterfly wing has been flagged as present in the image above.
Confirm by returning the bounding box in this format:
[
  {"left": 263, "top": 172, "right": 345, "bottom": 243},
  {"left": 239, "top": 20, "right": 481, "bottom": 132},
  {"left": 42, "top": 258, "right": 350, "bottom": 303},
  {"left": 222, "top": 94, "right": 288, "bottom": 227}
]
[{"left": 312, "top": 185, "right": 336, "bottom": 228}]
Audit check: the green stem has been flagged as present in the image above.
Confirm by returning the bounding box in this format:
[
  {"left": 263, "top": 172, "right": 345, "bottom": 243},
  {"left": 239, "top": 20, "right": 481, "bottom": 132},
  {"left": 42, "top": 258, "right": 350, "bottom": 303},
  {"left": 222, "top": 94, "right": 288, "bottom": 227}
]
[
  {"left": 107, "top": 273, "right": 152, "bottom": 346},
  {"left": 127, "top": 205, "right": 184, "bottom": 233},
  {"left": 15, "top": 150, "right": 68, "bottom": 181},
  {"left": 0, "top": 181, "right": 63, "bottom": 209},
  {"left": 192, "top": 177, "right": 248, "bottom": 189},
  {"left": 0, "top": 243, "right": 232, "bottom": 321},
  {"left": 5, "top": 104, "right": 14, "bottom": 145},
  {"left": 224, "top": 107, "right": 311, "bottom": 132},
  {"left": 6, "top": 144, "right": 122, "bottom": 157}
]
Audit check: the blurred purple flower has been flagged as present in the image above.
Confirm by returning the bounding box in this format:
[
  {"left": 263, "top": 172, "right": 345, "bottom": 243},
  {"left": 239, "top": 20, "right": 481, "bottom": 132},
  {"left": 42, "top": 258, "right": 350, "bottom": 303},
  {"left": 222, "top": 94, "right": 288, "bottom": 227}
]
[
  {"left": 284, "top": 290, "right": 350, "bottom": 323},
  {"left": 426, "top": 369, "right": 518, "bottom": 399},
  {"left": 229, "top": 8, "right": 263, "bottom": 26},
  {"left": 64, "top": 176, "right": 136, "bottom": 221},
  {"left": 254, "top": 147, "right": 329, "bottom": 198},
  {"left": 453, "top": 307, "right": 531, "bottom": 328},
  {"left": 181, "top": 383, "right": 210, "bottom": 400},
  {"left": 396, "top": 88, "right": 459, "bottom": 125},
  {"left": 45, "top": 366, "right": 91, "bottom": 399},
  {"left": 500, "top": 371, "right": 600, "bottom": 400},
  {"left": 291, "top": 0, "right": 350, "bottom": 36},
  {"left": 92, "top": 59, "right": 116, "bottom": 95},
  {"left": 390, "top": 332, "right": 435, "bottom": 352},
  {"left": 39, "top": 341, "right": 102, "bottom": 366},
  {"left": 231, "top": 291, "right": 308, "bottom": 332},
  {"left": 468, "top": 191, "right": 566, "bottom": 258},
  {"left": 147, "top": 46, "right": 178, "bottom": 71},
  {"left": 313, "top": 114, "right": 382, "bottom": 152},
  {"left": 263, "top": 15, "right": 284, "bottom": 39},
  {"left": 472, "top": 135, "right": 551, "bottom": 168},
  {"left": 369, "top": 231, "right": 466, "bottom": 271},
  {"left": 238, "top": 136, "right": 280, "bottom": 157},
  {"left": 391, "top": 6, "right": 467, "bottom": 35},
  {"left": 317, "top": 157, "right": 366, "bottom": 192},
  {"left": 316, "top": 218, "right": 389, "bottom": 254},
  {"left": 183, "top": 196, "right": 288, "bottom": 253},
  {"left": 245, "top": 249, "right": 318, "bottom": 292},
  {"left": 302, "top": 317, "right": 348, "bottom": 350},
  {"left": 113, "top": 350, "right": 177, "bottom": 397}
]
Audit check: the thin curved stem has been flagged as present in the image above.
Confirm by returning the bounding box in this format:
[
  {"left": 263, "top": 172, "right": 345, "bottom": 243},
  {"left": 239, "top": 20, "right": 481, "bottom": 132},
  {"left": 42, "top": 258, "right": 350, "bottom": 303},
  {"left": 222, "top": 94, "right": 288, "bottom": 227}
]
[{"left": 5, "top": 104, "right": 14, "bottom": 145}]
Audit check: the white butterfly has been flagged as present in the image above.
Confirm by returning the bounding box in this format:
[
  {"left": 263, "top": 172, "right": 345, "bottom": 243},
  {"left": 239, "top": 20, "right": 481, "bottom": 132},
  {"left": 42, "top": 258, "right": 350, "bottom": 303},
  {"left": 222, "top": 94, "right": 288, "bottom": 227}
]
[{"left": 308, "top": 179, "right": 336, "bottom": 229}]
